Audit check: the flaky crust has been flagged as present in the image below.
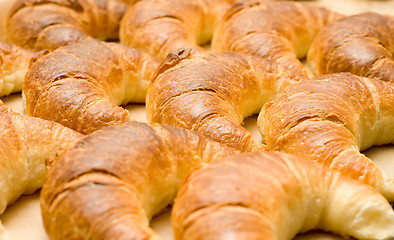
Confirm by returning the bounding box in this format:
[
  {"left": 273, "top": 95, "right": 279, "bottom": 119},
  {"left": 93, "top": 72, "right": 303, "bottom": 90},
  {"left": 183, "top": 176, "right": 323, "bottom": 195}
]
[
  {"left": 146, "top": 49, "right": 304, "bottom": 152},
  {"left": 259, "top": 73, "right": 394, "bottom": 201},
  {"left": 40, "top": 121, "right": 236, "bottom": 240},
  {"left": 0, "top": 101, "right": 83, "bottom": 230},
  {"left": 24, "top": 38, "right": 159, "bottom": 134},
  {"left": 172, "top": 151, "right": 394, "bottom": 240},
  {"left": 212, "top": 0, "right": 343, "bottom": 77},
  {"left": 0, "top": 42, "right": 33, "bottom": 97},
  {"left": 120, "top": 0, "right": 238, "bottom": 60},
  {"left": 308, "top": 12, "right": 394, "bottom": 83},
  {"left": 6, "top": 0, "right": 132, "bottom": 50}
]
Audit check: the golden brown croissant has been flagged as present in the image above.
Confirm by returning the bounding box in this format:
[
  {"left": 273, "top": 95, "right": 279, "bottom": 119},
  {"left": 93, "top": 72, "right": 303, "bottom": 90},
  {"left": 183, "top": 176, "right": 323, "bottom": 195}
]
[
  {"left": 259, "top": 73, "right": 394, "bottom": 201},
  {"left": 6, "top": 0, "right": 133, "bottom": 50},
  {"left": 0, "top": 101, "right": 83, "bottom": 235},
  {"left": 0, "top": 223, "right": 7, "bottom": 240},
  {"left": 0, "top": 42, "right": 33, "bottom": 97},
  {"left": 172, "top": 151, "right": 394, "bottom": 240},
  {"left": 212, "top": 0, "right": 343, "bottom": 78},
  {"left": 119, "top": 0, "right": 238, "bottom": 60},
  {"left": 146, "top": 48, "right": 304, "bottom": 152},
  {"left": 24, "top": 38, "right": 159, "bottom": 134},
  {"left": 308, "top": 12, "right": 394, "bottom": 83},
  {"left": 40, "top": 121, "right": 236, "bottom": 240}
]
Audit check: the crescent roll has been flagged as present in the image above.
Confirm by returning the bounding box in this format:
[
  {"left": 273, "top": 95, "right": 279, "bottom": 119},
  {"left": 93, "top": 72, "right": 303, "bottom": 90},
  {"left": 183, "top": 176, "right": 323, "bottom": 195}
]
[
  {"left": 40, "top": 121, "right": 236, "bottom": 240},
  {"left": 0, "top": 101, "right": 83, "bottom": 235},
  {"left": 212, "top": 0, "right": 343, "bottom": 77},
  {"left": 308, "top": 12, "right": 394, "bottom": 83},
  {"left": 6, "top": 0, "right": 132, "bottom": 50},
  {"left": 120, "top": 0, "right": 238, "bottom": 60},
  {"left": 24, "top": 38, "right": 159, "bottom": 134},
  {"left": 0, "top": 224, "right": 7, "bottom": 240},
  {"left": 146, "top": 48, "right": 304, "bottom": 152},
  {"left": 0, "top": 42, "right": 33, "bottom": 97},
  {"left": 172, "top": 151, "right": 394, "bottom": 240},
  {"left": 259, "top": 73, "right": 394, "bottom": 201}
]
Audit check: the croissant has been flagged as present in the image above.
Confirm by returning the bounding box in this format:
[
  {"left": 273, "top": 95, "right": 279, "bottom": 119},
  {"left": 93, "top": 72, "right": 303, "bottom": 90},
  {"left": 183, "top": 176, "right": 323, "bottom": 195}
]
[
  {"left": 308, "top": 12, "right": 394, "bottom": 83},
  {"left": 146, "top": 48, "right": 304, "bottom": 152},
  {"left": 6, "top": 0, "right": 133, "bottom": 50},
  {"left": 23, "top": 38, "right": 159, "bottom": 134},
  {"left": 212, "top": 0, "right": 343, "bottom": 78},
  {"left": 0, "top": 42, "right": 33, "bottom": 97},
  {"left": 259, "top": 73, "right": 394, "bottom": 201},
  {"left": 40, "top": 121, "right": 236, "bottom": 239},
  {"left": 172, "top": 151, "right": 394, "bottom": 240},
  {"left": 119, "top": 0, "right": 239, "bottom": 60},
  {"left": 0, "top": 101, "right": 83, "bottom": 235}
]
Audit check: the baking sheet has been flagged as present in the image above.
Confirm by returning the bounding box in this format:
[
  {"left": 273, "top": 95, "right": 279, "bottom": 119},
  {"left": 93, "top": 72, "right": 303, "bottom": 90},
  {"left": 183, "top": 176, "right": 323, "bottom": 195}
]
[{"left": 1, "top": 0, "right": 394, "bottom": 239}]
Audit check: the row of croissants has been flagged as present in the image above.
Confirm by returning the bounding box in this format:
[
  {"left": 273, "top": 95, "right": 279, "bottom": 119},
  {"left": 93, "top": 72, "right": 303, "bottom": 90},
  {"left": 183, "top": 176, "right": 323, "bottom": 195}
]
[{"left": 0, "top": 0, "right": 393, "bottom": 239}]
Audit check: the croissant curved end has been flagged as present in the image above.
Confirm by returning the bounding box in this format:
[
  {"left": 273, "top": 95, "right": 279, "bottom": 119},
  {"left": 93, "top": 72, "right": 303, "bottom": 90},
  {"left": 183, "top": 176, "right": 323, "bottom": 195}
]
[{"left": 0, "top": 42, "right": 33, "bottom": 97}]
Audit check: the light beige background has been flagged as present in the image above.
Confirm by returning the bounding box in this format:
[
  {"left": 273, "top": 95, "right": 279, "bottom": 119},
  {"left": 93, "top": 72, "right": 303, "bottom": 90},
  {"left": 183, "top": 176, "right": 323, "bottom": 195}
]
[{"left": 0, "top": 0, "right": 393, "bottom": 239}]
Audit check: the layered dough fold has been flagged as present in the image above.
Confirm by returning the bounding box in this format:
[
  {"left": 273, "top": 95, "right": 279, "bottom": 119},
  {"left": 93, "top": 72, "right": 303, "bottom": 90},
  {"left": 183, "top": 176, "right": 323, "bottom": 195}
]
[{"left": 0, "top": 101, "right": 83, "bottom": 236}]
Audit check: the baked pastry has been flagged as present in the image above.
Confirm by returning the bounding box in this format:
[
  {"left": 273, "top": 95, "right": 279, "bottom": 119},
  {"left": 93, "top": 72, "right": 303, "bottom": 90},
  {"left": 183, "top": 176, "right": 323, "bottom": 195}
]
[
  {"left": 172, "top": 151, "right": 394, "bottom": 240},
  {"left": 6, "top": 0, "right": 133, "bottom": 50},
  {"left": 119, "top": 0, "right": 239, "bottom": 60},
  {"left": 24, "top": 38, "right": 159, "bottom": 134},
  {"left": 259, "top": 73, "right": 394, "bottom": 201},
  {"left": 0, "top": 42, "right": 33, "bottom": 97},
  {"left": 146, "top": 48, "right": 304, "bottom": 152},
  {"left": 0, "top": 100, "right": 83, "bottom": 234},
  {"left": 40, "top": 121, "right": 236, "bottom": 239},
  {"left": 308, "top": 12, "right": 394, "bottom": 83},
  {"left": 212, "top": 0, "right": 343, "bottom": 78}
]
